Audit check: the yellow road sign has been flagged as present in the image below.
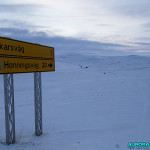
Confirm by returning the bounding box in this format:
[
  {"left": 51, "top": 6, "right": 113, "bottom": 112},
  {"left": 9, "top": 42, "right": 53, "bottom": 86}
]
[
  {"left": 0, "top": 57, "right": 55, "bottom": 74},
  {"left": 0, "top": 37, "right": 54, "bottom": 59}
]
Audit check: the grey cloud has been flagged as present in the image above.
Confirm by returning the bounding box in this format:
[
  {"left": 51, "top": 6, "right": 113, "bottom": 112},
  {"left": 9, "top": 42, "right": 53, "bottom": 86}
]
[
  {"left": 112, "top": 1, "right": 150, "bottom": 18},
  {"left": 134, "top": 37, "right": 150, "bottom": 43},
  {"left": 134, "top": 42, "right": 150, "bottom": 46},
  {"left": 0, "top": 4, "right": 39, "bottom": 14},
  {"left": 140, "top": 23, "right": 150, "bottom": 33},
  {"left": 97, "top": 24, "right": 114, "bottom": 27},
  {"left": 0, "top": 27, "right": 129, "bottom": 55},
  {"left": 142, "top": 23, "right": 150, "bottom": 28},
  {"left": 0, "top": 19, "right": 32, "bottom": 28}
]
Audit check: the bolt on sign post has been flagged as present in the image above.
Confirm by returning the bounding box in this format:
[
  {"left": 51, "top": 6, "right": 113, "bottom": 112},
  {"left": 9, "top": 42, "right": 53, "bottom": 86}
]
[{"left": 0, "top": 37, "right": 55, "bottom": 144}]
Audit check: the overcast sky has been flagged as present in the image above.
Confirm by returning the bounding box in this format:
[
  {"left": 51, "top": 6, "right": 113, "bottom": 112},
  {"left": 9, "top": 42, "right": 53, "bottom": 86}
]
[{"left": 0, "top": 0, "right": 150, "bottom": 55}]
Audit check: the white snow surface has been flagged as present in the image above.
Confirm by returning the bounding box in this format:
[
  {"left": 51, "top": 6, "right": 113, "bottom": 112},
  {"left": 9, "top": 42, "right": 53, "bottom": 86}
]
[{"left": 0, "top": 53, "right": 150, "bottom": 150}]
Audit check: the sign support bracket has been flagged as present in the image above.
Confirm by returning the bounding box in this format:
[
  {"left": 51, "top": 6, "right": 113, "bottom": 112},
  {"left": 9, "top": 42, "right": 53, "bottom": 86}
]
[
  {"left": 3, "top": 74, "right": 15, "bottom": 144},
  {"left": 34, "top": 72, "right": 42, "bottom": 136}
]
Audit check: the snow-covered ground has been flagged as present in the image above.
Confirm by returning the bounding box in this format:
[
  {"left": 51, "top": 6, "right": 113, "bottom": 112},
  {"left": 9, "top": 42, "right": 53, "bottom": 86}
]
[{"left": 0, "top": 53, "right": 150, "bottom": 150}]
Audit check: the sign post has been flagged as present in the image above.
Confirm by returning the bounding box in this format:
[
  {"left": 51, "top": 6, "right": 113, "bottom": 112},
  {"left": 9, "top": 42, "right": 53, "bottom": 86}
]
[
  {"left": 3, "top": 74, "right": 15, "bottom": 144},
  {"left": 34, "top": 72, "right": 42, "bottom": 136},
  {"left": 0, "top": 37, "right": 55, "bottom": 144}
]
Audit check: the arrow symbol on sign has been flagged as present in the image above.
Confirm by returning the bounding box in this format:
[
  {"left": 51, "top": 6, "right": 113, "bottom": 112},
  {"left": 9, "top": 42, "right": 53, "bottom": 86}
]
[{"left": 48, "top": 63, "right": 53, "bottom": 68}]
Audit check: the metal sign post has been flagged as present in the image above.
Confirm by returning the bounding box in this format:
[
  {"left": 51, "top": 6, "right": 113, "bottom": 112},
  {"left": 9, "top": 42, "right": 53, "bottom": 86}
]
[
  {"left": 3, "top": 74, "right": 15, "bottom": 144},
  {"left": 34, "top": 72, "right": 42, "bottom": 136},
  {"left": 0, "top": 37, "right": 55, "bottom": 144}
]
